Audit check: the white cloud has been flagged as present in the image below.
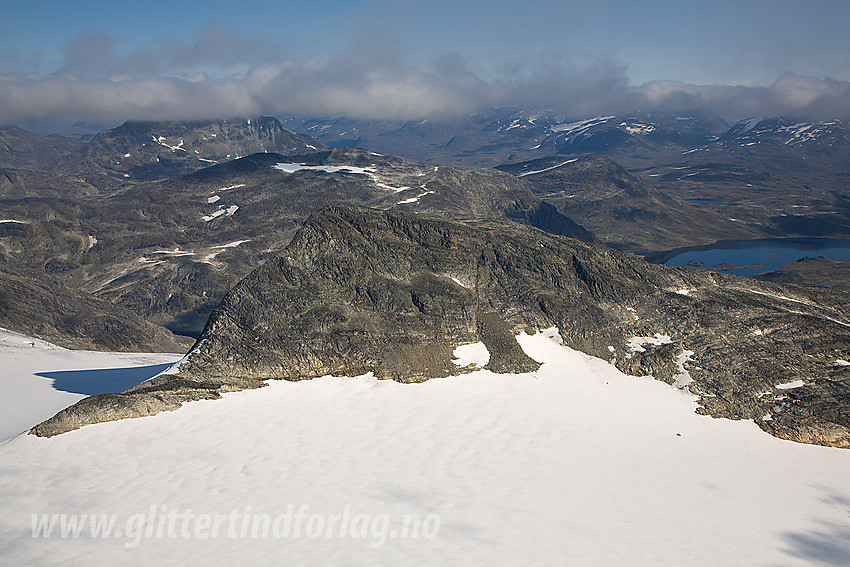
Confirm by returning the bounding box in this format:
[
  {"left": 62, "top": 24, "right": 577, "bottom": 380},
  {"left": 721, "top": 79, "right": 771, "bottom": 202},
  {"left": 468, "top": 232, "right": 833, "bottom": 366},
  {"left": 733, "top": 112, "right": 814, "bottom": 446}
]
[{"left": 2, "top": 39, "right": 849, "bottom": 125}]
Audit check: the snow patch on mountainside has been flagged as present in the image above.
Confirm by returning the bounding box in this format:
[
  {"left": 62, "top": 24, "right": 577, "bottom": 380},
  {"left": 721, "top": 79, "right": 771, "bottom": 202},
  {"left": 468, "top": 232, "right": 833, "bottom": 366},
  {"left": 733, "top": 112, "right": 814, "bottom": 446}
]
[
  {"left": 451, "top": 342, "right": 490, "bottom": 369},
  {"left": 273, "top": 162, "right": 411, "bottom": 192},
  {"left": 549, "top": 115, "right": 615, "bottom": 135},
  {"left": 516, "top": 158, "right": 578, "bottom": 177}
]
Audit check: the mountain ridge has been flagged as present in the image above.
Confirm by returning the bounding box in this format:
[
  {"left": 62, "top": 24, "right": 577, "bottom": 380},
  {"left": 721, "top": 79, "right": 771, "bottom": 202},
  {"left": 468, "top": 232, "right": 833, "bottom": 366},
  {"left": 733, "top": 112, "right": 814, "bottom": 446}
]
[
  {"left": 49, "top": 116, "right": 327, "bottom": 189},
  {"left": 32, "top": 206, "right": 850, "bottom": 449}
]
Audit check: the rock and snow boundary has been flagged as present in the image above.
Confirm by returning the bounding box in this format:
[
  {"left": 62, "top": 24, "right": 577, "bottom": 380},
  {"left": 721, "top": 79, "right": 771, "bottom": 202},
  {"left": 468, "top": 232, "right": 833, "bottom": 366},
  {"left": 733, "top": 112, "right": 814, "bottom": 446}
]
[
  {"left": 1, "top": 328, "right": 850, "bottom": 565},
  {"left": 28, "top": 206, "right": 850, "bottom": 446}
]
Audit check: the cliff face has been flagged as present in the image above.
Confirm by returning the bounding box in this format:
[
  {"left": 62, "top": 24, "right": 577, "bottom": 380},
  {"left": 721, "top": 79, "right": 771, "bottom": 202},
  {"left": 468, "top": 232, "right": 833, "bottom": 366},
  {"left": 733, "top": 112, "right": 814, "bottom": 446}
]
[{"left": 33, "top": 207, "right": 850, "bottom": 447}]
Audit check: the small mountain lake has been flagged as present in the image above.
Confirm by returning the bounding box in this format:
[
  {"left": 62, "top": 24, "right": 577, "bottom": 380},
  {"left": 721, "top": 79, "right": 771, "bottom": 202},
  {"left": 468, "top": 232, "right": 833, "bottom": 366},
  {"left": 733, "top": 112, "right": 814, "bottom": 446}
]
[{"left": 653, "top": 238, "right": 850, "bottom": 277}]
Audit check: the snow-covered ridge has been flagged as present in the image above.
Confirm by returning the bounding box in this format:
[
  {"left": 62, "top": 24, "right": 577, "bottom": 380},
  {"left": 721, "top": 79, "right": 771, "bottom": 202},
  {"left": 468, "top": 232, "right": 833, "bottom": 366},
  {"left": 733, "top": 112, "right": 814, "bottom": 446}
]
[
  {"left": 779, "top": 121, "right": 842, "bottom": 145},
  {"left": 516, "top": 158, "right": 578, "bottom": 177},
  {"left": 273, "top": 163, "right": 409, "bottom": 192},
  {"left": 549, "top": 115, "right": 615, "bottom": 135},
  {"left": 273, "top": 163, "right": 376, "bottom": 175},
  {"left": 725, "top": 118, "right": 845, "bottom": 146},
  {"left": 735, "top": 117, "right": 763, "bottom": 135}
]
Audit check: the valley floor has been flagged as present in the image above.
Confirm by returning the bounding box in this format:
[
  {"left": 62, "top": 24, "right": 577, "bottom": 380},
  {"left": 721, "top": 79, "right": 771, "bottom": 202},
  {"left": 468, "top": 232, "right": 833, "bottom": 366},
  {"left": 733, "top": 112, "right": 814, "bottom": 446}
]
[{"left": 1, "top": 329, "right": 849, "bottom": 565}]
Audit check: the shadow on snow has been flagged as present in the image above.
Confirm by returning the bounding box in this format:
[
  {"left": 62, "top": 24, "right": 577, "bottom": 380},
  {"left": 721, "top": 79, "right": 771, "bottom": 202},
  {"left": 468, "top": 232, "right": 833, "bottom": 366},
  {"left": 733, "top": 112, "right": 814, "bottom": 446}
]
[
  {"left": 36, "top": 363, "right": 174, "bottom": 396},
  {"left": 780, "top": 486, "right": 850, "bottom": 565}
]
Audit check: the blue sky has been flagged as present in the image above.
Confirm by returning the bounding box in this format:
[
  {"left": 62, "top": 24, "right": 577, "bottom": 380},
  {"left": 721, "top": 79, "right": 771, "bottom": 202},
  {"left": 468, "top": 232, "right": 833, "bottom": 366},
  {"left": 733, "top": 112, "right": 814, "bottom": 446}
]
[{"left": 2, "top": 0, "right": 849, "bottom": 123}]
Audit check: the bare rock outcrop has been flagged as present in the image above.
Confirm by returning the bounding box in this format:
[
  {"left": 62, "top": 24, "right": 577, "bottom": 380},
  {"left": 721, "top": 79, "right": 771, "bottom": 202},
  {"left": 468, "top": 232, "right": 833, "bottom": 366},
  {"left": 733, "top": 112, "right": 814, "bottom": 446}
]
[{"left": 33, "top": 206, "right": 850, "bottom": 447}]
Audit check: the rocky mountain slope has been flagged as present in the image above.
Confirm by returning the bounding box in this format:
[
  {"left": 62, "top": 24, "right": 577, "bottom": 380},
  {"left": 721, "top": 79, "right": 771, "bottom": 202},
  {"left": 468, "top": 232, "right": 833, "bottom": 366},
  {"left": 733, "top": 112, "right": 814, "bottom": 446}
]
[
  {"left": 0, "top": 126, "right": 83, "bottom": 170},
  {"left": 0, "top": 116, "right": 328, "bottom": 346},
  {"left": 87, "top": 149, "right": 589, "bottom": 335},
  {"left": 33, "top": 206, "right": 850, "bottom": 448},
  {"left": 0, "top": 146, "right": 589, "bottom": 342},
  {"left": 497, "top": 155, "right": 757, "bottom": 252},
  {"left": 53, "top": 116, "right": 326, "bottom": 189},
  {"left": 0, "top": 260, "right": 188, "bottom": 352}
]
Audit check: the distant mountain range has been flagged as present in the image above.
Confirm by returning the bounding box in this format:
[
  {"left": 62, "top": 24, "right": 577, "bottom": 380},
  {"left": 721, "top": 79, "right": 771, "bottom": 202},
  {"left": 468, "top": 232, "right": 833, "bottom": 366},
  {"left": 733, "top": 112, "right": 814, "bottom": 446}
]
[
  {"left": 0, "top": 118, "right": 592, "bottom": 345},
  {"left": 2, "top": 112, "right": 850, "bottom": 351},
  {"left": 282, "top": 109, "right": 849, "bottom": 171},
  {"left": 285, "top": 109, "right": 850, "bottom": 241}
]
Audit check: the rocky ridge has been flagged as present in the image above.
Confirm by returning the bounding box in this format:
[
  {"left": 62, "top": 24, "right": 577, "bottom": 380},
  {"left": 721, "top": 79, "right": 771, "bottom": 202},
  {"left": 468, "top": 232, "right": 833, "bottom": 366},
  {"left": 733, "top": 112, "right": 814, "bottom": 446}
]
[
  {"left": 53, "top": 116, "right": 326, "bottom": 189},
  {"left": 32, "top": 206, "right": 850, "bottom": 448},
  {"left": 0, "top": 147, "right": 591, "bottom": 342}
]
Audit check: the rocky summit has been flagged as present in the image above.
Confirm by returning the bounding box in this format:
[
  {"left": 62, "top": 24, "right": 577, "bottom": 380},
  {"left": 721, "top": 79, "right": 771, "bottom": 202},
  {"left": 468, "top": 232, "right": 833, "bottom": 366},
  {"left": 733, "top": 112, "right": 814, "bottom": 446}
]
[
  {"left": 53, "top": 116, "right": 326, "bottom": 189},
  {"left": 32, "top": 206, "right": 850, "bottom": 447}
]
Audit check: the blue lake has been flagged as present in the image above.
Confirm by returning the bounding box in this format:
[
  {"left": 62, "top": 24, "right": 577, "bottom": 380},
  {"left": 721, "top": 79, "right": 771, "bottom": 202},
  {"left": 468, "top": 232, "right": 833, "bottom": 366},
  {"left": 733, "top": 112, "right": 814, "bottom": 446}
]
[{"left": 661, "top": 238, "right": 850, "bottom": 277}]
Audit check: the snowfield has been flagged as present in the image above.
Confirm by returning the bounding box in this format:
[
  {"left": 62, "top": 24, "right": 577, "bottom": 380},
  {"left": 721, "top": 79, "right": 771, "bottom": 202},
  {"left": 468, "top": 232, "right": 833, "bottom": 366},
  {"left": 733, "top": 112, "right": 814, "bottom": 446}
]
[
  {"left": 0, "top": 328, "right": 180, "bottom": 442},
  {"left": 1, "top": 328, "right": 849, "bottom": 565}
]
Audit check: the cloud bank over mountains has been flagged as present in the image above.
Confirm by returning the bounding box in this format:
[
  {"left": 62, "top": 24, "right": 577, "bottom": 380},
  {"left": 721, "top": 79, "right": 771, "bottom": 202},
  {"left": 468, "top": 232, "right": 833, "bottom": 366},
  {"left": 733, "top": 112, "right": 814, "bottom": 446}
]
[{"left": 3, "top": 30, "right": 850, "bottom": 125}]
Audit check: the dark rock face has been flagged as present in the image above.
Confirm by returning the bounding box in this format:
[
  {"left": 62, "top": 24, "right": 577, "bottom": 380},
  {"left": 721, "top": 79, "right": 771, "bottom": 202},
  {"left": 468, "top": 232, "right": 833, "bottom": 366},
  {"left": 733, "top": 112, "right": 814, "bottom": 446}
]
[
  {"left": 33, "top": 207, "right": 850, "bottom": 448},
  {"left": 0, "top": 260, "right": 189, "bottom": 352}
]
